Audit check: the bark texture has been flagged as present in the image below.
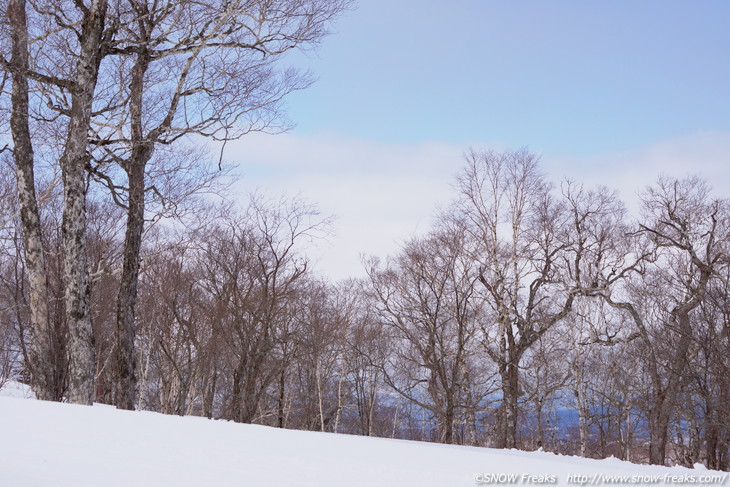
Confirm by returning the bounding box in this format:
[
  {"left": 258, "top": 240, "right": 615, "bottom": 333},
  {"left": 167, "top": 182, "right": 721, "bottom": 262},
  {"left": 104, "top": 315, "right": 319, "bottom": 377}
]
[
  {"left": 61, "top": 0, "right": 109, "bottom": 405},
  {"left": 114, "top": 45, "right": 153, "bottom": 410},
  {"left": 8, "top": 0, "right": 55, "bottom": 401}
]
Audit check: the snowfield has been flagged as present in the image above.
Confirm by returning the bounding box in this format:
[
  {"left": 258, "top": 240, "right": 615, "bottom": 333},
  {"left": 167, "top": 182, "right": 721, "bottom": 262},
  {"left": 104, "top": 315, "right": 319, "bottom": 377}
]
[{"left": 0, "top": 382, "right": 725, "bottom": 487}]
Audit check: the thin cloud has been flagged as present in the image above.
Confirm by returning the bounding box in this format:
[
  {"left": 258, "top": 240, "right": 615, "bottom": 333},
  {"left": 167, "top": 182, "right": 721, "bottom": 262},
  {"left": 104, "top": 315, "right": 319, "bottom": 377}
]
[{"left": 223, "top": 131, "right": 730, "bottom": 280}]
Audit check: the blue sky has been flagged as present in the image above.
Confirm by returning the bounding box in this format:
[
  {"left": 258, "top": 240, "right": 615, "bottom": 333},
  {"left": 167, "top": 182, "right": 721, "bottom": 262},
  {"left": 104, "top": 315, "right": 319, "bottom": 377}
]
[
  {"left": 229, "top": 1, "right": 730, "bottom": 279},
  {"left": 285, "top": 0, "right": 730, "bottom": 154}
]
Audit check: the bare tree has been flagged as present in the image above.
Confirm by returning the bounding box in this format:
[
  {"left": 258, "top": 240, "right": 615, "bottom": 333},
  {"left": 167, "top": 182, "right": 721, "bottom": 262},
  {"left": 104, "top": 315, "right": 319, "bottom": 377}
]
[
  {"left": 368, "top": 222, "right": 487, "bottom": 445},
  {"left": 196, "top": 195, "right": 329, "bottom": 423},
  {"left": 587, "top": 176, "right": 728, "bottom": 465},
  {"left": 1, "top": 0, "right": 349, "bottom": 406},
  {"left": 455, "top": 149, "right": 631, "bottom": 449},
  {"left": 521, "top": 330, "right": 572, "bottom": 451},
  {"left": 341, "top": 279, "right": 388, "bottom": 437},
  {"left": 692, "top": 263, "right": 730, "bottom": 470},
  {"left": 456, "top": 149, "right": 570, "bottom": 449},
  {"left": 1, "top": 0, "right": 116, "bottom": 403},
  {"left": 83, "top": 0, "right": 350, "bottom": 409}
]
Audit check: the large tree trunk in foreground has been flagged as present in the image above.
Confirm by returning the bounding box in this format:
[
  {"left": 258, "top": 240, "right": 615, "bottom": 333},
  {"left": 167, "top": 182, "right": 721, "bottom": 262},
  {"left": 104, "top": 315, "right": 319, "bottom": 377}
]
[
  {"left": 61, "top": 0, "right": 108, "bottom": 405},
  {"left": 8, "top": 0, "right": 56, "bottom": 401},
  {"left": 114, "top": 48, "right": 152, "bottom": 410},
  {"left": 114, "top": 158, "right": 144, "bottom": 409}
]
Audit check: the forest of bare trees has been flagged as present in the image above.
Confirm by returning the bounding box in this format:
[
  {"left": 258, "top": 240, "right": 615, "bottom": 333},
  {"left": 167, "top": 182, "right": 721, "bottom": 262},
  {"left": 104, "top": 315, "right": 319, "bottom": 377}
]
[{"left": 0, "top": 0, "right": 728, "bottom": 473}]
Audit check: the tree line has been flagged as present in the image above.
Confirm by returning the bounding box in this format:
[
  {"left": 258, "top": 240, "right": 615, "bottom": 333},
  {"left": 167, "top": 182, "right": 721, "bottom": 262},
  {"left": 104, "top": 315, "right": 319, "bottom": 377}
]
[
  {"left": 0, "top": 0, "right": 728, "bottom": 472},
  {"left": 0, "top": 0, "right": 350, "bottom": 408},
  {"left": 0, "top": 145, "right": 727, "bottom": 469}
]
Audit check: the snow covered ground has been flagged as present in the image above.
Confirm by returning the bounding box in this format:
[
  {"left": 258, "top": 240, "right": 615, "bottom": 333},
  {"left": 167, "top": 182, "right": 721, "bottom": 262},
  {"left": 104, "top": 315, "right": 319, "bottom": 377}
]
[
  {"left": 0, "top": 382, "right": 726, "bottom": 487},
  {"left": 0, "top": 380, "right": 35, "bottom": 399}
]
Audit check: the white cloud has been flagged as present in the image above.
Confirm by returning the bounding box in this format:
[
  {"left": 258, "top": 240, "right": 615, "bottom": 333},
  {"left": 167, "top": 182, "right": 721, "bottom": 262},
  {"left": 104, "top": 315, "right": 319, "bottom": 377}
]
[
  {"left": 544, "top": 131, "right": 730, "bottom": 215},
  {"left": 222, "top": 131, "right": 730, "bottom": 281},
  {"left": 224, "top": 133, "right": 466, "bottom": 280}
]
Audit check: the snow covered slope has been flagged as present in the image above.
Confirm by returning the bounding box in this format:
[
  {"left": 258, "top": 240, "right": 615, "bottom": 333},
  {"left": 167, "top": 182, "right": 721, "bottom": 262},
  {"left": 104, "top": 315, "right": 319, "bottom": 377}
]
[{"left": 0, "top": 388, "right": 725, "bottom": 487}]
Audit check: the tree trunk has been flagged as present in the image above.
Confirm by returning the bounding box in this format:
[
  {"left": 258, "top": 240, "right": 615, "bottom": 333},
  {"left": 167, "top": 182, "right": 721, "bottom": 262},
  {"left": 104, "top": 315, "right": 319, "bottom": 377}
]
[
  {"left": 114, "top": 46, "right": 153, "bottom": 411},
  {"left": 535, "top": 398, "right": 545, "bottom": 449},
  {"left": 366, "top": 381, "right": 376, "bottom": 437},
  {"left": 577, "top": 390, "right": 588, "bottom": 457},
  {"left": 621, "top": 396, "right": 633, "bottom": 462},
  {"left": 316, "top": 358, "right": 325, "bottom": 432},
  {"left": 62, "top": 148, "right": 95, "bottom": 405},
  {"left": 60, "top": 0, "right": 108, "bottom": 405},
  {"left": 114, "top": 162, "right": 144, "bottom": 409},
  {"left": 8, "top": 0, "right": 56, "bottom": 401},
  {"left": 136, "top": 337, "right": 154, "bottom": 410},
  {"left": 467, "top": 407, "right": 477, "bottom": 446},
  {"left": 647, "top": 313, "right": 694, "bottom": 465},
  {"left": 203, "top": 366, "right": 217, "bottom": 420},
  {"left": 333, "top": 371, "right": 345, "bottom": 433},
  {"left": 499, "top": 359, "right": 519, "bottom": 449},
  {"left": 648, "top": 397, "right": 670, "bottom": 465},
  {"left": 440, "top": 399, "right": 455, "bottom": 444},
  {"left": 231, "top": 359, "right": 245, "bottom": 422},
  {"left": 277, "top": 368, "right": 286, "bottom": 428}
]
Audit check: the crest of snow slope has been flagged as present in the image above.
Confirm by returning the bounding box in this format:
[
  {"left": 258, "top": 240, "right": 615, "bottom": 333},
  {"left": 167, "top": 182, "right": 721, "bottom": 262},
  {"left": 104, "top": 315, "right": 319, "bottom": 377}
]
[{"left": 0, "top": 387, "right": 725, "bottom": 487}]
